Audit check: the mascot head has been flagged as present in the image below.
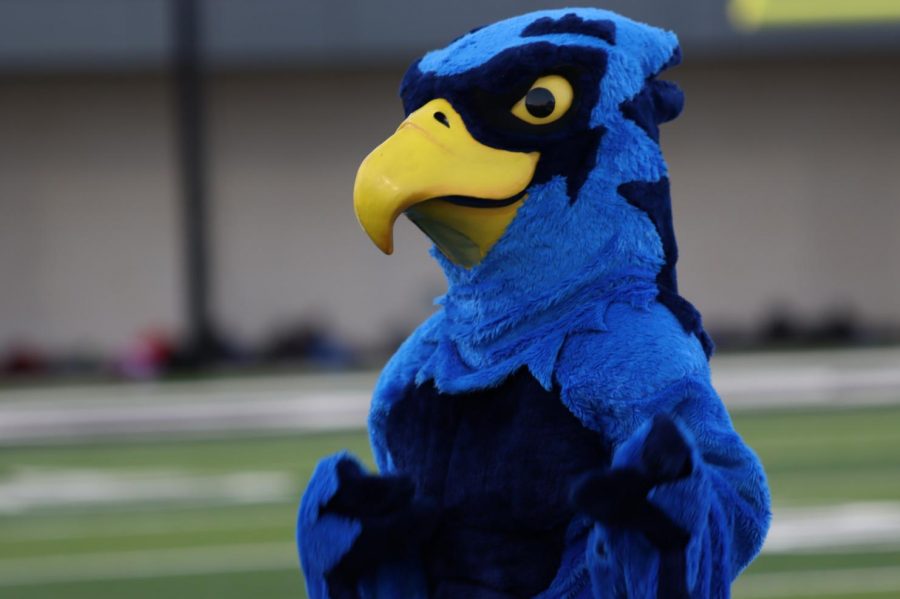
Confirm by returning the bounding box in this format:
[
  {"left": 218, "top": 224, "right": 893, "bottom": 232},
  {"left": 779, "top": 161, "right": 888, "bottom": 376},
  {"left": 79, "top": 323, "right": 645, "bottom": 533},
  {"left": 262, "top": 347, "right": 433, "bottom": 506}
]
[{"left": 353, "top": 8, "right": 711, "bottom": 355}]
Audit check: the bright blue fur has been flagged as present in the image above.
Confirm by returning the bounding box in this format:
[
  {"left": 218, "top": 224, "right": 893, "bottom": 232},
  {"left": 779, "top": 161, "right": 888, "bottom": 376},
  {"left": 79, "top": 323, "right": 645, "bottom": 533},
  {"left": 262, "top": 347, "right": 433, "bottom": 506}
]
[
  {"left": 297, "top": 453, "right": 362, "bottom": 599},
  {"left": 298, "top": 7, "right": 770, "bottom": 598}
]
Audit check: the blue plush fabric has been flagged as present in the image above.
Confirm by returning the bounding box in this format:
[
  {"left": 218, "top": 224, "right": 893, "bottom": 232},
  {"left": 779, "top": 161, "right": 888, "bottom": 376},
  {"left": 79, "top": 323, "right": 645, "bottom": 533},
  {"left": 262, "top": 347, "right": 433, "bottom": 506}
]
[
  {"left": 298, "top": 7, "right": 770, "bottom": 598},
  {"left": 297, "top": 454, "right": 363, "bottom": 599},
  {"left": 618, "top": 178, "right": 714, "bottom": 356},
  {"left": 384, "top": 368, "right": 610, "bottom": 597}
]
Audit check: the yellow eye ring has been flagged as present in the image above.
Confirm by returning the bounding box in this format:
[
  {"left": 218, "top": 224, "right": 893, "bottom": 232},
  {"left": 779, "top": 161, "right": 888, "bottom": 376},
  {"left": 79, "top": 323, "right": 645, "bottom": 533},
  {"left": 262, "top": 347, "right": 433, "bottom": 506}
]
[{"left": 511, "top": 75, "right": 574, "bottom": 125}]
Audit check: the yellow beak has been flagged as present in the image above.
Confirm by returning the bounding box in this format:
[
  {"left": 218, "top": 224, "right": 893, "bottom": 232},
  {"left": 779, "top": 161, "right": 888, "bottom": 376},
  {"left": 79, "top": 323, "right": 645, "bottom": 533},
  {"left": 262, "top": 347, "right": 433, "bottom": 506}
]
[{"left": 353, "top": 99, "right": 539, "bottom": 267}]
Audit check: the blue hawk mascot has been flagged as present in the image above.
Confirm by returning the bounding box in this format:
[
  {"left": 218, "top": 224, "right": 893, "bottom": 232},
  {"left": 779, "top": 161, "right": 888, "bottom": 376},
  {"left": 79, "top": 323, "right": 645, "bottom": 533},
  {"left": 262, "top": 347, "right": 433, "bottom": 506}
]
[{"left": 298, "top": 8, "right": 770, "bottom": 598}]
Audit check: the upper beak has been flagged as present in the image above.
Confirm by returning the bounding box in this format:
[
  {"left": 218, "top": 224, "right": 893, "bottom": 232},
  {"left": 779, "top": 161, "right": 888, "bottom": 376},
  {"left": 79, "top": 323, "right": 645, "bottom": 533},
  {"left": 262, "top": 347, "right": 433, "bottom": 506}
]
[{"left": 353, "top": 98, "right": 539, "bottom": 262}]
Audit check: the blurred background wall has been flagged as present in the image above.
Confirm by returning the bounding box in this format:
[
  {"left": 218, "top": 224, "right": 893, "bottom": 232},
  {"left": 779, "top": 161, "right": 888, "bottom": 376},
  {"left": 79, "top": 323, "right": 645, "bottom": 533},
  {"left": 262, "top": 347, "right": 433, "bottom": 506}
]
[{"left": 0, "top": 0, "right": 898, "bottom": 367}]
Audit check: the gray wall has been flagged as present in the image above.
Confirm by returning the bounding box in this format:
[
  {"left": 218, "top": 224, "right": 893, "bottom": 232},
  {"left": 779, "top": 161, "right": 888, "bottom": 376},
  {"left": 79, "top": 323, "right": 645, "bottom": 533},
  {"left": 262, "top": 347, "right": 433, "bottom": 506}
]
[
  {"left": 1, "top": 57, "right": 899, "bottom": 353},
  {"left": 0, "top": 74, "right": 182, "bottom": 354},
  {"left": 666, "top": 58, "right": 900, "bottom": 330},
  {"left": 3, "top": 0, "right": 898, "bottom": 73}
]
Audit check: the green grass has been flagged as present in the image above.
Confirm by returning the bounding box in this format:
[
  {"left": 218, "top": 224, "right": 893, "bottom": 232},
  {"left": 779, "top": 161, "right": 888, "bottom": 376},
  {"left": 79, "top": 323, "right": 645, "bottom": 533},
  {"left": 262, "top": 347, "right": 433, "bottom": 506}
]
[
  {"left": 3, "top": 570, "right": 306, "bottom": 599},
  {"left": 1, "top": 405, "right": 899, "bottom": 598},
  {"left": 0, "top": 430, "right": 375, "bottom": 475},
  {"left": 737, "top": 405, "right": 900, "bottom": 506}
]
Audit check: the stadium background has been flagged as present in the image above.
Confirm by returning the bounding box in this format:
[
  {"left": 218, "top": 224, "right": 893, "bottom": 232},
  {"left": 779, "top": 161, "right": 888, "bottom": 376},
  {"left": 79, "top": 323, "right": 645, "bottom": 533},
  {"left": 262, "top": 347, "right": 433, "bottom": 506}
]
[{"left": 1, "top": 1, "right": 899, "bottom": 597}]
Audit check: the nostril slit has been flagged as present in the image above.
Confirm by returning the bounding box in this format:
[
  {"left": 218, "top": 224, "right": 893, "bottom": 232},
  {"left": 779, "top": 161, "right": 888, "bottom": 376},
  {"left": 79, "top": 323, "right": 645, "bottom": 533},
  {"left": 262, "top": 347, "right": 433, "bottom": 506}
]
[{"left": 434, "top": 111, "right": 450, "bottom": 128}]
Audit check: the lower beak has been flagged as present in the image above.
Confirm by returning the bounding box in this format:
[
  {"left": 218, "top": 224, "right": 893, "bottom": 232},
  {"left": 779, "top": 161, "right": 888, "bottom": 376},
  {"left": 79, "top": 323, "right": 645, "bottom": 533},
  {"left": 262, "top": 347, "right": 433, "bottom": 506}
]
[{"left": 353, "top": 98, "right": 539, "bottom": 267}]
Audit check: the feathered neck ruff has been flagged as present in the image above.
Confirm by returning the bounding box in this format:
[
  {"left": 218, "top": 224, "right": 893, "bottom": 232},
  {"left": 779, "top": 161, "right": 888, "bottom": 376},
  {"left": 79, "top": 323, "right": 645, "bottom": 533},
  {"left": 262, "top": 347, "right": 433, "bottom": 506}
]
[
  {"left": 403, "top": 171, "right": 671, "bottom": 395},
  {"left": 413, "top": 246, "right": 659, "bottom": 395}
]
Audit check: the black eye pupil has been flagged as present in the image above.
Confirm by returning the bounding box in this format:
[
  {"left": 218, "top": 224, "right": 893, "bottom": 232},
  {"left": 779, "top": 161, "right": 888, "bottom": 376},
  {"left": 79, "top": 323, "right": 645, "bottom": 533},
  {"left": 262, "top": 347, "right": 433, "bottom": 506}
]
[{"left": 525, "top": 87, "right": 555, "bottom": 118}]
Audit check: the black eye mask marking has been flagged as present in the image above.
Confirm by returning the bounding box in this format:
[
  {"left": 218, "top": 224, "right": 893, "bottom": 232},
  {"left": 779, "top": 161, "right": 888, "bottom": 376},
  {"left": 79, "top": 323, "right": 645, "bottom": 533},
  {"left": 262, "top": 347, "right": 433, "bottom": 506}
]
[
  {"left": 400, "top": 43, "right": 608, "bottom": 202},
  {"left": 521, "top": 13, "right": 616, "bottom": 45}
]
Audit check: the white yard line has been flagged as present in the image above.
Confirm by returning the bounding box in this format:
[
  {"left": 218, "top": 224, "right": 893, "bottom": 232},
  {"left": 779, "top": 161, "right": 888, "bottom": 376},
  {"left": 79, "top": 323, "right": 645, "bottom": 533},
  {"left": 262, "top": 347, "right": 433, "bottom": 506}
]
[
  {"left": 765, "top": 502, "right": 900, "bottom": 553},
  {"left": 0, "top": 468, "right": 296, "bottom": 515},
  {"left": 0, "top": 389, "right": 373, "bottom": 444},
  {"left": 1, "top": 347, "right": 900, "bottom": 444},
  {"left": 0, "top": 542, "right": 297, "bottom": 587},
  {"left": 712, "top": 347, "right": 900, "bottom": 409}
]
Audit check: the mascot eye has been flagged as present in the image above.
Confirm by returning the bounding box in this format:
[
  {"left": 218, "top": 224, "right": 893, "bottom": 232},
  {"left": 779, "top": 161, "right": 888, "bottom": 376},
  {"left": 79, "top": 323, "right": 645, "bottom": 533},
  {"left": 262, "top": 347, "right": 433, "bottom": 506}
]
[{"left": 511, "top": 75, "right": 574, "bottom": 125}]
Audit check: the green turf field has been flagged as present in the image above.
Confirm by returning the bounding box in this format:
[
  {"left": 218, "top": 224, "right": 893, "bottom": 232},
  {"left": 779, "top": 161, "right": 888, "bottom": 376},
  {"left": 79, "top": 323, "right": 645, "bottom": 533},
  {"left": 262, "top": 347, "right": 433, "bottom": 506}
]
[{"left": 2, "top": 405, "right": 899, "bottom": 598}]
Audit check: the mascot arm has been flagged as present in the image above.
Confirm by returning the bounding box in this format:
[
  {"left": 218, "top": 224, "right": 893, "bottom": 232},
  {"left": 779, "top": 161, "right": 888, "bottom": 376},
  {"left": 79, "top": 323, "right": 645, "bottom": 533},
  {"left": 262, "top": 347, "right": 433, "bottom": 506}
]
[
  {"left": 297, "top": 453, "right": 435, "bottom": 599},
  {"left": 571, "top": 380, "right": 770, "bottom": 598},
  {"left": 298, "top": 321, "right": 440, "bottom": 599},
  {"left": 297, "top": 453, "right": 363, "bottom": 599}
]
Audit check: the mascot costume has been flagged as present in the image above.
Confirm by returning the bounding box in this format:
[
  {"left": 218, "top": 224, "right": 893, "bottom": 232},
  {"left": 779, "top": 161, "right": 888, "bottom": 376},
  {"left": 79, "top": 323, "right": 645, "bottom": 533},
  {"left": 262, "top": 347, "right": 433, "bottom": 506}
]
[{"left": 298, "top": 8, "right": 770, "bottom": 598}]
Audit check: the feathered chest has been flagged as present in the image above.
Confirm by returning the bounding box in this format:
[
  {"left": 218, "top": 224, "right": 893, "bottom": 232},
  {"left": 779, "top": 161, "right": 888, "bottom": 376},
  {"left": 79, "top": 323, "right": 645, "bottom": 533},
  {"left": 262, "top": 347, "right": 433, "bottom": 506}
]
[{"left": 385, "top": 368, "right": 609, "bottom": 598}]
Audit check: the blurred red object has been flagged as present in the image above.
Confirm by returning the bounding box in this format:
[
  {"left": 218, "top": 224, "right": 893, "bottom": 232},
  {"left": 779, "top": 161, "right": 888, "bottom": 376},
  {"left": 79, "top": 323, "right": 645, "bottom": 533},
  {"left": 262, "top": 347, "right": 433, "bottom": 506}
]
[
  {"left": 117, "top": 329, "right": 176, "bottom": 380},
  {"left": 1, "top": 343, "right": 47, "bottom": 375}
]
